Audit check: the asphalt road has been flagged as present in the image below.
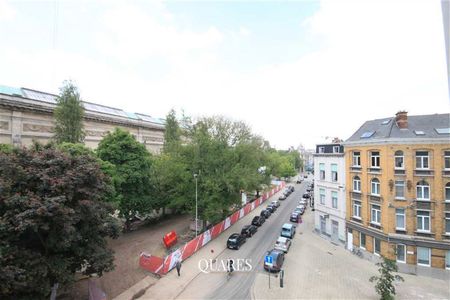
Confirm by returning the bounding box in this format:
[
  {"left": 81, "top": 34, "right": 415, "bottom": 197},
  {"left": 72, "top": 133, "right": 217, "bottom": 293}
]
[{"left": 175, "top": 179, "right": 310, "bottom": 300}]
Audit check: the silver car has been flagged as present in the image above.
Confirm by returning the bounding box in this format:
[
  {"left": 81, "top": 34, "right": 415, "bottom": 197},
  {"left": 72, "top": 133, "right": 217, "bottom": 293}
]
[{"left": 274, "top": 236, "right": 292, "bottom": 253}]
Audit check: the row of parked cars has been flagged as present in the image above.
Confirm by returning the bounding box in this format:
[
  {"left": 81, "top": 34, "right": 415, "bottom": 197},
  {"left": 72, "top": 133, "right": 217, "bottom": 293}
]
[
  {"left": 226, "top": 199, "right": 282, "bottom": 250},
  {"left": 278, "top": 185, "right": 295, "bottom": 200}
]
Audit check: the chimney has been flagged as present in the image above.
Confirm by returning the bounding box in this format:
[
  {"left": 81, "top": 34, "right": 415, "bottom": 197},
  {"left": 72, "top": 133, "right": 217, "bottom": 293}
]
[{"left": 395, "top": 111, "right": 408, "bottom": 129}]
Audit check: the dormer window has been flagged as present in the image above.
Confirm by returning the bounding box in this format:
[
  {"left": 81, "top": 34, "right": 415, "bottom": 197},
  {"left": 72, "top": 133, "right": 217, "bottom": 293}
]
[
  {"left": 333, "top": 146, "right": 340, "bottom": 153},
  {"left": 318, "top": 147, "right": 325, "bottom": 153}
]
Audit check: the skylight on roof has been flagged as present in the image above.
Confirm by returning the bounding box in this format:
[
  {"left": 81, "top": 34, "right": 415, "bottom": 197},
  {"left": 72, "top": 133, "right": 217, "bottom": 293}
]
[
  {"left": 360, "top": 131, "right": 375, "bottom": 138},
  {"left": 381, "top": 119, "right": 391, "bottom": 125},
  {"left": 414, "top": 130, "right": 425, "bottom": 135},
  {"left": 435, "top": 128, "right": 450, "bottom": 134}
]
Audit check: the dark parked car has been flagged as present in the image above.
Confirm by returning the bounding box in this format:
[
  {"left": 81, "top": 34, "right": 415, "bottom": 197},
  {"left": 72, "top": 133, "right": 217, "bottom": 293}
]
[
  {"left": 261, "top": 209, "right": 271, "bottom": 219},
  {"left": 290, "top": 212, "right": 300, "bottom": 222},
  {"left": 227, "top": 233, "right": 246, "bottom": 250},
  {"left": 252, "top": 215, "right": 265, "bottom": 226},
  {"left": 296, "top": 178, "right": 302, "bottom": 184},
  {"left": 241, "top": 225, "right": 258, "bottom": 237},
  {"left": 288, "top": 186, "right": 295, "bottom": 192},
  {"left": 267, "top": 204, "right": 277, "bottom": 213},
  {"left": 303, "top": 193, "right": 311, "bottom": 199},
  {"left": 263, "top": 249, "right": 285, "bottom": 272}
]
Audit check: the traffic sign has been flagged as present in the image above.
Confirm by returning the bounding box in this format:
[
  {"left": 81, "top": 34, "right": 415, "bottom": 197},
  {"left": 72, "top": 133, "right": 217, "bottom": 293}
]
[{"left": 265, "top": 255, "right": 273, "bottom": 266}]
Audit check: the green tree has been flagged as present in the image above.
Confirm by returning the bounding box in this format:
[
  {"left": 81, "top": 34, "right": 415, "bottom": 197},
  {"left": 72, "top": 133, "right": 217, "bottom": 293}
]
[
  {"left": 0, "top": 147, "right": 120, "bottom": 299},
  {"left": 163, "top": 109, "right": 181, "bottom": 154},
  {"left": 369, "top": 257, "right": 404, "bottom": 300},
  {"left": 96, "top": 128, "right": 154, "bottom": 227},
  {"left": 54, "top": 81, "right": 85, "bottom": 144},
  {"left": 0, "top": 143, "right": 13, "bottom": 154}
]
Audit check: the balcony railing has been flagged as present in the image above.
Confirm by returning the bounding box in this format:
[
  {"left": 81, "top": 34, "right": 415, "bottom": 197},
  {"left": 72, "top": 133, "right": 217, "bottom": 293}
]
[
  {"left": 394, "top": 169, "right": 405, "bottom": 175},
  {"left": 351, "top": 192, "right": 362, "bottom": 200},
  {"left": 443, "top": 170, "right": 450, "bottom": 177},
  {"left": 350, "top": 166, "right": 362, "bottom": 172},
  {"left": 368, "top": 167, "right": 381, "bottom": 174},
  {"left": 368, "top": 194, "right": 382, "bottom": 203},
  {"left": 414, "top": 169, "right": 434, "bottom": 176}
]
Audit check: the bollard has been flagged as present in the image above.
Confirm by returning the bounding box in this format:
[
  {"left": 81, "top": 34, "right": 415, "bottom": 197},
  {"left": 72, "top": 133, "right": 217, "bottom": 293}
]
[{"left": 280, "top": 269, "right": 284, "bottom": 288}]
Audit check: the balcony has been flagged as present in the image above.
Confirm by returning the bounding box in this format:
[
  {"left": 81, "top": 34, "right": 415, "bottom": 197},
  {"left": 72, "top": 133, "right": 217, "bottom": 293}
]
[
  {"left": 350, "top": 166, "right": 362, "bottom": 172},
  {"left": 414, "top": 169, "right": 434, "bottom": 177},
  {"left": 368, "top": 194, "right": 382, "bottom": 203},
  {"left": 414, "top": 200, "right": 433, "bottom": 210},
  {"left": 369, "top": 222, "right": 382, "bottom": 230},
  {"left": 368, "top": 167, "right": 381, "bottom": 174},
  {"left": 351, "top": 191, "right": 362, "bottom": 200}
]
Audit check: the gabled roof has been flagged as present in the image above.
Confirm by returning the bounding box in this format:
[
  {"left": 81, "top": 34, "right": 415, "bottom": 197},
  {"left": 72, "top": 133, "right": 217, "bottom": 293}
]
[{"left": 345, "top": 113, "right": 450, "bottom": 145}]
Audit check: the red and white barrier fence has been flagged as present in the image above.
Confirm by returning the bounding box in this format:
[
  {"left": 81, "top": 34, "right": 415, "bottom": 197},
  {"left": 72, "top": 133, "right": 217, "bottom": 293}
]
[{"left": 139, "top": 182, "right": 285, "bottom": 275}]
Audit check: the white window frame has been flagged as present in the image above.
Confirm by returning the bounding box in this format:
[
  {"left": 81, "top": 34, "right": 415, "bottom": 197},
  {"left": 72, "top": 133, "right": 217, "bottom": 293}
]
[
  {"left": 396, "top": 244, "right": 406, "bottom": 263},
  {"left": 353, "top": 201, "right": 361, "bottom": 219},
  {"left": 445, "top": 213, "right": 450, "bottom": 235},
  {"left": 331, "top": 191, "right": 338, "bottom": 209},
  {"left": 415, "top": 151, "right": 429, "bottom": 170},
  {"left": 394, "top": 151, "right": 404, "bottom": 169},
  {"left": 360, "top": 232, "right": 366, "bottom": 249},
  {"left": 395, "top": 208, "right": 405, "bottom": 230},
  {"left": 416, "top": 210, "right": 430, "bottom": 232},
  {"left": 319, "top": 163, "right": 325, "bottom": 180},
  {"left": 333, "top": 146, "right": 339, "bottom": 153},
  {"left": 417, "top": 247, "right": 431, "bottom": 267},
  {"left": 352, "top": 151, "right": 361, "bottom": 167},
  {"left": 371, "top": 204, "right": 381, "bottom": 225},
  {"left": 319, "top": 188, "right": 325, "bottom": 205},
  {"left": 353, "top": 176, "right": 361, "bottom": 192},
  {"left": 445, "top": 182, "right": 450, "bottom": 202},
  {"left": 416, "top": 181, "right": 430, "bottom": 201},
  {"left": 371, "top": 178, "right": 380, "bottom": 196},
  {"left": 445, "top": 151, "right": 450, "bottom": 170},
  {"left": 373, "top": 238, "right": 381, "bottom": 256},
  {"left": 371, "top": 151, "right": 380, "bottom": 168},
  {"left": 331, "top": 164, "right": 338, "bottom": 182},
  {"left": 395, "top": 180, "right": 405, "bottom": 199}
]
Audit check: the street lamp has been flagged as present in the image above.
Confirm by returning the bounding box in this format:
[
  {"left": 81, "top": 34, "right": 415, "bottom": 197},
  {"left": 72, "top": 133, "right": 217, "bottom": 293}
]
[{"left": 194, "top": 173, "right": 198, "bottom": 237}]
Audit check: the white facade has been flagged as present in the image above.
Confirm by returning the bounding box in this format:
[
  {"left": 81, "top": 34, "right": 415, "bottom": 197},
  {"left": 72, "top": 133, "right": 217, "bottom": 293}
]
[{"left": 313, "top": 150, "right": 346, "bottom": 246}]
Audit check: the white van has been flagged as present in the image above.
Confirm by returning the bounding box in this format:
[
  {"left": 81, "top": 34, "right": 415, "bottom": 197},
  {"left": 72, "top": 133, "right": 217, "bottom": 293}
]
[{"left": 280, "top": 223, "right": 296, "bottom": 239}]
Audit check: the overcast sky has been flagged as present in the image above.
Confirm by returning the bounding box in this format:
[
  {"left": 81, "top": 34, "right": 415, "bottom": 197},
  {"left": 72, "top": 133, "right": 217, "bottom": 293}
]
[{"left": 0, "top": 0, "right": 448, "bottom": 149}]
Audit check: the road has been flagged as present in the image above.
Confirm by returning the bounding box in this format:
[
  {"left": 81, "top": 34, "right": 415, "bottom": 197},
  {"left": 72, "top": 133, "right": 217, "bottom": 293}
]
[{"left": 174, "top": 179, "right": 310, "bottom": 300}]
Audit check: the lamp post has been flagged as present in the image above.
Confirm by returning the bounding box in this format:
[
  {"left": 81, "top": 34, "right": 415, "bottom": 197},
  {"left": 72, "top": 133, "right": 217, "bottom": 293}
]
[{"left": 194, "top": 173, "right": 198, "bottom": 237}]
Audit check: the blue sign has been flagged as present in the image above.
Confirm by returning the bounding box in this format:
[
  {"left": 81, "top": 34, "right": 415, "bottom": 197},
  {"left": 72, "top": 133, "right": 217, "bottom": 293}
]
[{"left": 265, "top": 255, "right": 273, "bottom": 265}]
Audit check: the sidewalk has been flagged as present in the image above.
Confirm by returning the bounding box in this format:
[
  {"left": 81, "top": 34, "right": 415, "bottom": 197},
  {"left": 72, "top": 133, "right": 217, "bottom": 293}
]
[
  {"left": 251, "top": 209, "right": 450, "bottom": 300},
  {"left": 115, "top": 189, "right": 285, "bottom": 300}
]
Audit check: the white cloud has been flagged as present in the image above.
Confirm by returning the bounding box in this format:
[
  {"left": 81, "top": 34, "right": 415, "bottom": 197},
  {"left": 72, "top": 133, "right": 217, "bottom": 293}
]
[{"left": 0, "top": 0, "right": 16, "bottom": 21}]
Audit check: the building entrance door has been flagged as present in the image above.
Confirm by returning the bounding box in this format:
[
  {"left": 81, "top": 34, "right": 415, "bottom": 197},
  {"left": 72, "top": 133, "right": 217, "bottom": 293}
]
[
  {"left": 347, "top": 230, "right": 353, "bottom": 251},
  {"left": 320, "top": 216, "right": 326, "bottom": 234},
  {"left": 331, "top": 220, "right": 339, "bottom": 244}
]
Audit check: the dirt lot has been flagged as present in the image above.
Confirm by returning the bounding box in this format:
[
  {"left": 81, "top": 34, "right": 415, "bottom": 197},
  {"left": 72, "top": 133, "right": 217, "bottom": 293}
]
[{"left": 60, "top": 214, "right": 191, "bottom": 299}]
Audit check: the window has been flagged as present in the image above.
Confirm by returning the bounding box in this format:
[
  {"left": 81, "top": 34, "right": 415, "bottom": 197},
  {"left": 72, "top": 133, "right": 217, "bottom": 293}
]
[
  {"left": 371, "top": 178, "right": 380, "bottom": 196},
  {"left": 333, "top": 146, "right": 340, "bottom": 153},
  {"left": 332, "top": 191, "right": 338, "bottom": 209},
  {"left": 352, "top": 151, "right": 361, "bottom": 167},
  {"left": 371, "top": 204, "right": 381, "bottom": 225},
  {"left": 446, "top": 251, "right": 450, "bottom": 270},
  {"left": 416, "top": 180, "right": 430, "bottom": 200},
  {"left": 446, "top": 182, "right": 450, "bottom": 202},
  {"left": 320, "top": 188, "right": 325, "bottom": 205},
  {"left": 374, "top": 238, "right": 381, "bottom": 255},
  {"left": 395, "top": 180, "right": 405, "bottom": 199},
  {"left": 353, "top": 201, "right": 361, "bottom": 219},
  {"left": 445, "top": 151, "right": 450, "bottom": 170},
  {"left": 319, "top": 163, "right": 325, "bottom": 180},
  {"left": 415, "top": 151, "right": 429, "bottom": 169},
  {"left": 394, "top": 150, "right": 404, "bottom": 169},
  {"left": 353, "top": 176, "right": 361, "bottom": 192},
  {"left": 417, "top": 247, "right": 430, "bottom": 266},
  {"left": 371, "top": 151, "right": 380, "bottom": 168},
  {"left": 396, "top": 208, "right": 405, "bottom": 230},
  {"left": 331, "top": 164, "right": 338, "bottom": 182},
  {"left": 416, "top": 211, "right": 430, "bottom": 232},
  {"left": 360, "top": 233, "right": 366, "bottom": 249},
  {"left": 396, "top": 244, "right": 406, "bottom": 263},
  {"left": 318, "top": 147, "right": 325, "bottom": 153},
  {"left": 445, "top": 213, "right": 450, "bottom": 234}
]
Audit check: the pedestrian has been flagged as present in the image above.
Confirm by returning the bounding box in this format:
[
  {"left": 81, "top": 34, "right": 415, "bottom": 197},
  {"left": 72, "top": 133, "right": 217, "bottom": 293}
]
[{"left": 176, "top": 258, "right": 182, "bottom": 277}]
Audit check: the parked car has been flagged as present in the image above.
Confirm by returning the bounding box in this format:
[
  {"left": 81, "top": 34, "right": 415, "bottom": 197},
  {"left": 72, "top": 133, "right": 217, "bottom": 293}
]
[
  {"left": 303, "top": 193, "right": 311, "bottom": 199},
  {"left": 274, "top": 236, "right": 292, "bottom": 253},
  {"left": 289, "top": 186, "right": 295, "bottom": 192},
  {"left": 227, "top": 233, "right": 246, "bottom": 250},
  {"left": 241, "top": 225, "right": 258, "bottom": 237},
  {"left": 271, "top": 200, "right": 280, "bottom": 208},
  {"left": 283, "top": 189, "right": 292, "bottom": 196},
  {"left": 280, "top": 223, "right": 296, "bottom": 239},
  {"left": 298, "top": 200, "right": 307, "bottom": 206},
  {"left": 306, "top": 187, "right": 313, "bottom": 193},
  {"left": 261, "top": 209, "right": 271, "bottom": 219},
  {"left": 294, "top": 207, "right": 304, "bottom": 215},
  {"left": 304, "top": 175, "right": 308, "bottom": 178},
  {"left": 268, "top": 204, "right": 277, "bottom": 212},
  {"left": 290, "top": 212, "right": 300, "bottom": 223},
  {"left": 296, "top": 178, "right": 302, "bottom": 184},
  {"left": 266, "top": 205, "right": 275, "bottom": 213},
  {"left": 263, "top": 249, "right": 285, "bottom": 272},
  {"left": 252, "top": 215, "right": 265, "bottom": 226},
  {"left": 279, "top": 194, "right": 287, "bottom": 200}
]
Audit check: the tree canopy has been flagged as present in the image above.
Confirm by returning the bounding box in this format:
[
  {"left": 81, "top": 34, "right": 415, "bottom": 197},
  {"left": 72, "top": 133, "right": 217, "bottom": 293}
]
[
  {"left": 54, "top": 81, "right": 85, "bottom": 144},
  {"left": 0, "top": 147, "right": 120, "bottom": 299}
]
